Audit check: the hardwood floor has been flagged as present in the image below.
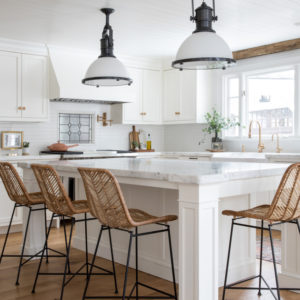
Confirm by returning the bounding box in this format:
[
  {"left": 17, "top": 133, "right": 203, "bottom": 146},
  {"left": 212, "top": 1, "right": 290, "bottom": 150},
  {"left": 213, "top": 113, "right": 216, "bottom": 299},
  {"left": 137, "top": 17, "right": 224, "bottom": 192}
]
[{"left": 0, "top": 226, "right": 298, "bottom": 300}]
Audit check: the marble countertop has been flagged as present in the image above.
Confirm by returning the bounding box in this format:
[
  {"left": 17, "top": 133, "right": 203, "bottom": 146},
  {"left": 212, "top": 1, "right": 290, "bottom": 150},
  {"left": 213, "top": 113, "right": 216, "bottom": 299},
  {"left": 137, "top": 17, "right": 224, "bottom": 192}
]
[
  {"left": 18, "top": 157, "right": 289, "bottom": 185},
  {"left": 0, "top": 154, "right": 61, "bottom": 162}
]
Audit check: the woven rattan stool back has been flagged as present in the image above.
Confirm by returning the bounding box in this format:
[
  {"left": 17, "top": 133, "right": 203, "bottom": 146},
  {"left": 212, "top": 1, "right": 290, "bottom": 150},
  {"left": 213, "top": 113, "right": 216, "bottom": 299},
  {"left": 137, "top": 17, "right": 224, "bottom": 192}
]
[
  {"left": 267, "top": 163, "right": 300, "bottom": 221},
  {"left": 78, "top": 168, "right": 134, "bottom": 228},
  {"left": 31, "top": 164, "right": 75, "bottom": 216},
  {"left": 0, "top": 162, "right": 31, "bottom": 205}
]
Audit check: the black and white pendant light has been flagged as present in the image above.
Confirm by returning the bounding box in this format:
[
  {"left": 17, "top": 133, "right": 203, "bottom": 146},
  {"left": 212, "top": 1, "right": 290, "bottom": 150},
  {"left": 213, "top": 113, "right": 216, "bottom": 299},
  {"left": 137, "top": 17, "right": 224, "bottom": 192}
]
[
  {"left": 82, "top": 8, "right": 132, "bottom": 87},
  {"left": 172, "top": 0, "right": 236, "bottom": 70}
]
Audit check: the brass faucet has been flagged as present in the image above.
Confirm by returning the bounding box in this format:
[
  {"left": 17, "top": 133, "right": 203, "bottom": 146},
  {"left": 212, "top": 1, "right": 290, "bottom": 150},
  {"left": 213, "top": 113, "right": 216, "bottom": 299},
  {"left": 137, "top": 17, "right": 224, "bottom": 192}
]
[
  {"left": 272, "top": 133, "right": 282, "bottom": 153},
  {"left": 248, "top": 120, "right": 265, "bottom": 153}
]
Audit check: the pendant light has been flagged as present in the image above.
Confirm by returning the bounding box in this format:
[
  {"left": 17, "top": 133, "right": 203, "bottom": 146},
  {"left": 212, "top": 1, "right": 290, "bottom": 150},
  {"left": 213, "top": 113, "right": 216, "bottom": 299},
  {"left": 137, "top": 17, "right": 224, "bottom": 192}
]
[
  {"left": 172, "top": 0, "right": 235, "bottom": 70},
  {"left": 82, "top": 8, "right": 132, "bottom": 87}
]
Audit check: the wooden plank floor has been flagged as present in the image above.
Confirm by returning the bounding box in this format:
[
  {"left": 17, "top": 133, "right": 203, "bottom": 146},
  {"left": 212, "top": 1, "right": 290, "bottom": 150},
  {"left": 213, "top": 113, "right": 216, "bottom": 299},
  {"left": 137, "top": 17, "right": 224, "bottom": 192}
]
[{"left": 0, "top": 226, "right": 298, "bottom": 300}]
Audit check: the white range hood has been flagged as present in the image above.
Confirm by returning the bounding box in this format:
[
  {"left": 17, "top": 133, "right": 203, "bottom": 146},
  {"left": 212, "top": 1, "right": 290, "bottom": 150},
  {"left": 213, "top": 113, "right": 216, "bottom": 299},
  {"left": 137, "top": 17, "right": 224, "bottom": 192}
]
[{"left": 48, "top": 47, "right": 134, "bottom": 104}]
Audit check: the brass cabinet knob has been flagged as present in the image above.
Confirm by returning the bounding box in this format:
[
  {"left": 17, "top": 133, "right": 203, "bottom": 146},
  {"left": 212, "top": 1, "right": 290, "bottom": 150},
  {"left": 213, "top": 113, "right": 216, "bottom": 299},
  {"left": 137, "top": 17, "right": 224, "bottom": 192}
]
[
  {"left": 17, "top": 106, "right": 22, "bottom": 110},
  {"left": 175, "top": 112, "right": 180, "bottom": 115},
  {"left": 22, "top": 106, "right": 26, "bottom": 111},
  {"left": 140, "top": 112, "right": 147, "bottom": 116}
]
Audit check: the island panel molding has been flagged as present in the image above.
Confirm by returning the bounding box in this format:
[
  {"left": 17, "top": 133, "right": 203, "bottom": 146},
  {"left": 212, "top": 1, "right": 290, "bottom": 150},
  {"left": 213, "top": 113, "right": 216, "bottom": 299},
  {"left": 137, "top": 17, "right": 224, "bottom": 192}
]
[{"left": 233, "top": 38, "right": 300, "bottom": 60}]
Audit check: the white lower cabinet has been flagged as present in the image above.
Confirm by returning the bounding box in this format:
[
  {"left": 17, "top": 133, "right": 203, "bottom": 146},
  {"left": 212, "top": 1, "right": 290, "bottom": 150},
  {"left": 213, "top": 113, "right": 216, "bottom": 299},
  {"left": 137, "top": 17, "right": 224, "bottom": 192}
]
[
  {"left": 0, "top": 50, "right": 49, "bottom": 122},
  {"left": 163, "top": 69, "right": 214, "bottom": 124},
  {"left": 112, "top": 68, "right": 162, "bottom": 124}
]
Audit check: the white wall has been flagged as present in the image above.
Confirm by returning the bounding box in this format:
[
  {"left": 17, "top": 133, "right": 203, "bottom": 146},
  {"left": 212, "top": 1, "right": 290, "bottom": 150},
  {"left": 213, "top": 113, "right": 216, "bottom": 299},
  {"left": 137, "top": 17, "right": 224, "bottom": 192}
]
[{"left": 0, "top": 102, "right": 165, "bottom": 155}]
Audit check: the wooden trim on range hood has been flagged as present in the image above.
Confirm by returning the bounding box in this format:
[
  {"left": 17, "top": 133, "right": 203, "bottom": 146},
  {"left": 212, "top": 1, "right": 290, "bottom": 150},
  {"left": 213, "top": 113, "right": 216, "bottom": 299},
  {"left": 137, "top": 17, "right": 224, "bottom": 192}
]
[{"left": 233, "top": 38, "right": 300, "bottom": 60}]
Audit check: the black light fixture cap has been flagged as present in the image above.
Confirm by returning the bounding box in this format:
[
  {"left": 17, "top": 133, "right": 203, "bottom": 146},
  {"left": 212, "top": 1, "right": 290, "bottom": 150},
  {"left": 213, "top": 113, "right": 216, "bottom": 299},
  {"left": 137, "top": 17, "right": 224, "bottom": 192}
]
[
  {"left": 193, "top": 2, "right": 216, "bottom": 33},
  {"left": 99, "top": 8, "right": 116, "bottom": 58}
]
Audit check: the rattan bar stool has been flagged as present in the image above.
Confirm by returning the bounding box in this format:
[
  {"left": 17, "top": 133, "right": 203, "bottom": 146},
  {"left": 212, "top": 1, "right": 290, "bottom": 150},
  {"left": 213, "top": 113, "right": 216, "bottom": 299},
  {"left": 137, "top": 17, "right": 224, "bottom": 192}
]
[
  {"left": 0, "top": 162, "right": 66, "bottom": 285},
  {"left": 31, "top": 164, "right": 118, "bottom": 300},
  {"left": 78, "top": 167, "right": 178, "bottom": 300},
  {"left": 222, "top": 163, "right": 300, "bottom": 300}
]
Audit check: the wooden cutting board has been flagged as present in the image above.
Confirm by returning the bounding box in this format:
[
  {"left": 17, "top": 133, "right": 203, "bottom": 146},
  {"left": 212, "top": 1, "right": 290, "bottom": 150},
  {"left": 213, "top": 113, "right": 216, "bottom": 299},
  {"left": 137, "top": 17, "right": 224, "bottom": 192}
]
[{"left": 129, "top": 125, "right": 140, "bottom": 150}]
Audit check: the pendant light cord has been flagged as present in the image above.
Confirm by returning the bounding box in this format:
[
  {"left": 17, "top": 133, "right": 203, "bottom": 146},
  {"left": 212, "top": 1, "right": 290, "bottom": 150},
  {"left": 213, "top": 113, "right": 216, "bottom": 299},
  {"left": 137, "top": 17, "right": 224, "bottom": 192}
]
[{"left": 190, "top": 0, "right": 195, "bottom": 21}]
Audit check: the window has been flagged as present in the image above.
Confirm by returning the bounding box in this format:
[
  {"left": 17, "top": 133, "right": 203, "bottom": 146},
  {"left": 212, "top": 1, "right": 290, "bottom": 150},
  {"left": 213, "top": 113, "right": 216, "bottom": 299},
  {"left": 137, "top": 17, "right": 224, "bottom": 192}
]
[
  {"left": 59, "top": 113, "right": 93, "bottom": 144},
  {"left": 224, "top": 67, "right": 296, "bottom": 137}
]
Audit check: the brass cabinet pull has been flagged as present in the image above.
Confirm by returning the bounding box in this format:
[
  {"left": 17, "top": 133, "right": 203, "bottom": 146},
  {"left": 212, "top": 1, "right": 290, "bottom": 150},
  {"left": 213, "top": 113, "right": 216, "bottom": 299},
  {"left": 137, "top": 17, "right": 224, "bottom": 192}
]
[
  {"left": 140, "top": 112, "right": 147, "bottom": 116},
  {"left": 22, "top": 106, "right": 26, "bottom": 111},
  {"left": 175, "top": 112, "right": 180, "bottom": 115},
  {"left": 17, "top": 106, "right": 22, "bottom": 110}
]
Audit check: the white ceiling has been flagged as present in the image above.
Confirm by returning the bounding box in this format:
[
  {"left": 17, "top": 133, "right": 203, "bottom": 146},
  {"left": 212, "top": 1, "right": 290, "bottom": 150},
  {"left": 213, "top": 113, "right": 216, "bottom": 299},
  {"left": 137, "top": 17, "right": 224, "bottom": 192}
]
[{"left": 0, "top": 0, "right": 299, "bottom": 58}]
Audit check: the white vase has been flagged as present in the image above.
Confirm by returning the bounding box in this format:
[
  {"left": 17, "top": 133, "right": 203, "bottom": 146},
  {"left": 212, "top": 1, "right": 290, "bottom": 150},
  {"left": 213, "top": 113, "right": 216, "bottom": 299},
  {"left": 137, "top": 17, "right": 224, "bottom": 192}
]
[{"left": 22, "top": 148, "right": 30, "bottom": 155}]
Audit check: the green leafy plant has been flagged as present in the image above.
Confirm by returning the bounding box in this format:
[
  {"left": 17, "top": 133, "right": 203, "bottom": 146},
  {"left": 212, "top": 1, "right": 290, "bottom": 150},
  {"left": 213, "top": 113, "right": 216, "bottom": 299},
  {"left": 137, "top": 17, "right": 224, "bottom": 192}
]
[
  {"left": 132, "top": 141, "right": 139, "bottom": 149},
  {"left": 203, "top": 108, "right": 240, "bottom": 141},
  {"left": 23, "top": 141, "right": 30, "bottom": 148}
]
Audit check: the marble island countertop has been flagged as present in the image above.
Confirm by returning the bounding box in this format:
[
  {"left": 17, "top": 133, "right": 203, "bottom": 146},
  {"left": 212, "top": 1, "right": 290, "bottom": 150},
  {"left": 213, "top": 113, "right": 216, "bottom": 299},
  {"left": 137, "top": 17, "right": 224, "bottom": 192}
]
[{"left": 18, "top": 157, "right": 289, "bottom": 185}]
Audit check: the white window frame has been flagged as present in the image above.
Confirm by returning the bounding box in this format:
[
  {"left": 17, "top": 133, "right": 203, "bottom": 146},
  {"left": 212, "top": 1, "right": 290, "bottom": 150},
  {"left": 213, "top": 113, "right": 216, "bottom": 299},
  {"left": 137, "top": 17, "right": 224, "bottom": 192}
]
[{"left": 222, "top": 63, "right": 300, "bottom": 139}]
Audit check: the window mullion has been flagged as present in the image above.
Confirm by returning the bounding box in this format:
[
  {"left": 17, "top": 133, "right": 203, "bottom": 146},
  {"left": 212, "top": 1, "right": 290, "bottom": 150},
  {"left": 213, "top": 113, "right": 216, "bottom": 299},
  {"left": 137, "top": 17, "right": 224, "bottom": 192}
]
[{"left": 294, "top": 65, "right": 300, "bottom": 136}]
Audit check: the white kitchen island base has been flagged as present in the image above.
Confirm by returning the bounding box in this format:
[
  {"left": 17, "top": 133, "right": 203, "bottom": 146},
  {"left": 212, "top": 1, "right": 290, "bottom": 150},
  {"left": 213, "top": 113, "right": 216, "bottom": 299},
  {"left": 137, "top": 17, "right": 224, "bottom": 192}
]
[{"left": 19, "top": 158, "right": 298, "bottom": 300}]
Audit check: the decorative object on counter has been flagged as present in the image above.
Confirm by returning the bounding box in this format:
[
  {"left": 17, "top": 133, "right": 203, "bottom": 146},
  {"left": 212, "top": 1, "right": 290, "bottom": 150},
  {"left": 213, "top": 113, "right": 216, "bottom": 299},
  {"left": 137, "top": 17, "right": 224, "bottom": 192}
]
[
  {"left": 129, "top": 126, "right": 140, "bottom": 151},
  {"left": 272, "top": 133, "right": 282, "bottom": 153},
  {"left": 241, "top": 144, "right": 246, "bottom": 152},
  {"left": 172, "top": 0, "right": 235, "bottom": 70},
  {"left": 248, "top": 120, "right": 265, "bottom": 153},
  {"left": 47, "top": 141, "right": 79, "bottom": 152},
  {"left": 22, "top": 141, "right": 30, "bottom": 156},
  {"left": 203, "top": 109, "right": 240, "bottom": 151},
  {"left": 1, "top": 131, "right": 23, "bottom": 150},
  {"left": 97, "top": 112, "right": 112, "bottom": 126},
  {"left": 82, "top": 8, "right": 132, "bottom": 87},
  {"left": 146, "top": 133, "right": 152, "bottom": 150},
  {"left": 139, "top": 130, "right": 147, "bottom": 150}
]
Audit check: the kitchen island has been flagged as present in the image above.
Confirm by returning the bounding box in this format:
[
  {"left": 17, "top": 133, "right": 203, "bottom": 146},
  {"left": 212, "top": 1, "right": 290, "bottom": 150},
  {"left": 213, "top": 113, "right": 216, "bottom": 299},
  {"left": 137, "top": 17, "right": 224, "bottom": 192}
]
[{"left": 18, "top": 157, "right": 294, "bottom": 300}]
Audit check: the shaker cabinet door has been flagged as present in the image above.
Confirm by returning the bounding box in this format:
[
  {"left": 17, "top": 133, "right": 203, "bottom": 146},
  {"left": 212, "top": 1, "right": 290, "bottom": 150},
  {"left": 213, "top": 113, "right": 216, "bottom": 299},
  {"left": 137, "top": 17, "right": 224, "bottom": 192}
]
[
  {"left": 142, "top": 69, "right": 161, "bottom": 123},
  {"left": 21, "top": 54, "right": 48, "bottom": 120},
  {"left": 163, "top": 70, "right": 180, "bottom": 122},
  {"left": 0, "top": 51, "right": 22, "bottom": 119}
]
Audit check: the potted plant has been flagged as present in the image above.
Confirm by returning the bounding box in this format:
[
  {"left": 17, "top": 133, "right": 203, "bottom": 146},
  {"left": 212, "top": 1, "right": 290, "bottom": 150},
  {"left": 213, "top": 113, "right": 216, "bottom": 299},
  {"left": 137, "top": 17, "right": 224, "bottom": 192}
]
[
  {"left": 203, "top": 109, "right": 240, "bottom": 151},
  {"left": 22, "top": 141, "right": 30, "bottom": 155}
]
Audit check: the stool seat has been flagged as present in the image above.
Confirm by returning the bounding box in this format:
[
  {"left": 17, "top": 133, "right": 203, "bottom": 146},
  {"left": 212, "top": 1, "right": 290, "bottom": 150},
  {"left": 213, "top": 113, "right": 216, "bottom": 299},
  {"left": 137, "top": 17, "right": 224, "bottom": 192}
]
[
  {"left": 129, "top": 208, "right": 177, "bottom": 227},
  {"left": 16, "top": 192, "right": 45, "bottom": 205},
  {"left": 60, "top": 200, "right": 90, "bottom": 215},
  {"left": 222, "top": 204, "right": 270, "bottom": 220}
]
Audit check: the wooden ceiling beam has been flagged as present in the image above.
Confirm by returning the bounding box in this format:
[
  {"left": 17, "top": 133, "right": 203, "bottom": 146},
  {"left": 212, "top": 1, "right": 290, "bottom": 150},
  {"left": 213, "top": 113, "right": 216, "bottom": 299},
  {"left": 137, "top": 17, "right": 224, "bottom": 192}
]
[{"left": 233, "top": 38, "right": 300, "bottom": 60}]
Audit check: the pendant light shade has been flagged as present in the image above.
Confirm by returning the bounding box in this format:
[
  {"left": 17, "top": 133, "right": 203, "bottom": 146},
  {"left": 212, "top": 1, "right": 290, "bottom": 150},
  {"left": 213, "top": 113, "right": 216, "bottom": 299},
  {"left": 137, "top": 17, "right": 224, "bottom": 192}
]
[
  {"left": 172, "top": 1, "right": 235, "bottom": 70},
  {"left": 82, "top": 8, "right": 132, "bottom": 87}
]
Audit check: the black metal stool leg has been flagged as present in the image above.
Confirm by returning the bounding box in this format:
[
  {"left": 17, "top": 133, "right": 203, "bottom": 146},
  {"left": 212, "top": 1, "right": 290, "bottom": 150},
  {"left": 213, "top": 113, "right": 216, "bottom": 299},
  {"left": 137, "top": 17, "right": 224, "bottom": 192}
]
[
  {"left": 15, "top": 206, "right": 32, "bottom": 286},
  {"left": 167, "top": 225, "right": 178, "bottom": 300},
  {"left": 43, "top": 204, "right": 49, "bottom": 264},
  {"left": 135, "top": 227, "right": 138, "bottom": 300},
  {"left": 108, "top": 227, "right": 118, "bottom": 294},
  {"left": 0, "top": 203, "right": 17, "bottom": 264},
  {"left": 82, "top": 226, "right": 103, "bottom": 300},
  {"left": 258, "top": 220, "right": 264, "bottom": 296},
  {"left": 60, "top": 218, "right": 75, "bottom": 300},
  {"left": 222, "top": 219, "right": 235, "bottom": 300},
  {"left": 84, "top": 213, "right": 89, "bottom": 279},
  {"left": 269, "top": 224, "right": 280, "bottom": 300},
  {"left": 122, "top": 232, "right": 133, "bottom": 300},
  {"left": 62, "top": 216, "right": 71, "bottom": 273},
  {"left": 296, "top": 219, "right": 300, "bottom": 235},
  {"left": 32, "top": 213, "right": 54, "bottom": 293}
]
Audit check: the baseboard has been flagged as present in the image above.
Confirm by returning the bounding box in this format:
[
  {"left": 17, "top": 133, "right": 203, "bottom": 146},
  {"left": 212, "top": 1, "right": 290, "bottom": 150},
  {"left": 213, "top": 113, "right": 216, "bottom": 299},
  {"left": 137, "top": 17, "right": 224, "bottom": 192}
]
[
  {"left": 218, "top": 259, "right": 257, "bottom": 287},
  {"left": 278, "top": 272, "right": 300, "bottom": 293},
  {"left": 0, "top": 223, "right": 22, "bottom": 234},
  {"left": 72, "top": 236, "right": 178, "bottom": 283}
]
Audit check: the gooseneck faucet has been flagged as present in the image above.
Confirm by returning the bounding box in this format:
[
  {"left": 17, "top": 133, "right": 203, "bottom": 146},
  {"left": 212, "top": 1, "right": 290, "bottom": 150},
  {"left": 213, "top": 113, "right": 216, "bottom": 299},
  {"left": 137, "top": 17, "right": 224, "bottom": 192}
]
[
  {"left": 272, "top": 133, "right": 282, "bottom": 153},
  {"left": 248, "top": 120, "right": 265, "bottom": 153}
]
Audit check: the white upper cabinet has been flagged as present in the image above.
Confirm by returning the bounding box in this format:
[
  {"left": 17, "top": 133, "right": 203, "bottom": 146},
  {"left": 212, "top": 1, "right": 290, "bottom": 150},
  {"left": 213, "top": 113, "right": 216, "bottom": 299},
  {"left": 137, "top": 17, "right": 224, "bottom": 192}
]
[
  {"left": 0, "top": 51, "right": 22, "bottom": 119},
  {"left": 111, "top": 69, "right": 162, "bottom": 124},
  {"left": 142, "top": 70, "right": 161, "bottom": 123},
  {"left": 163, "top": 69, "right": 214, "bottom": 124},
  {"left": 0, "top": 50, "right": 49, "bottom": 122},
  {"left": 21, "top": 54, "right": 48, "bottom": 120}
]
